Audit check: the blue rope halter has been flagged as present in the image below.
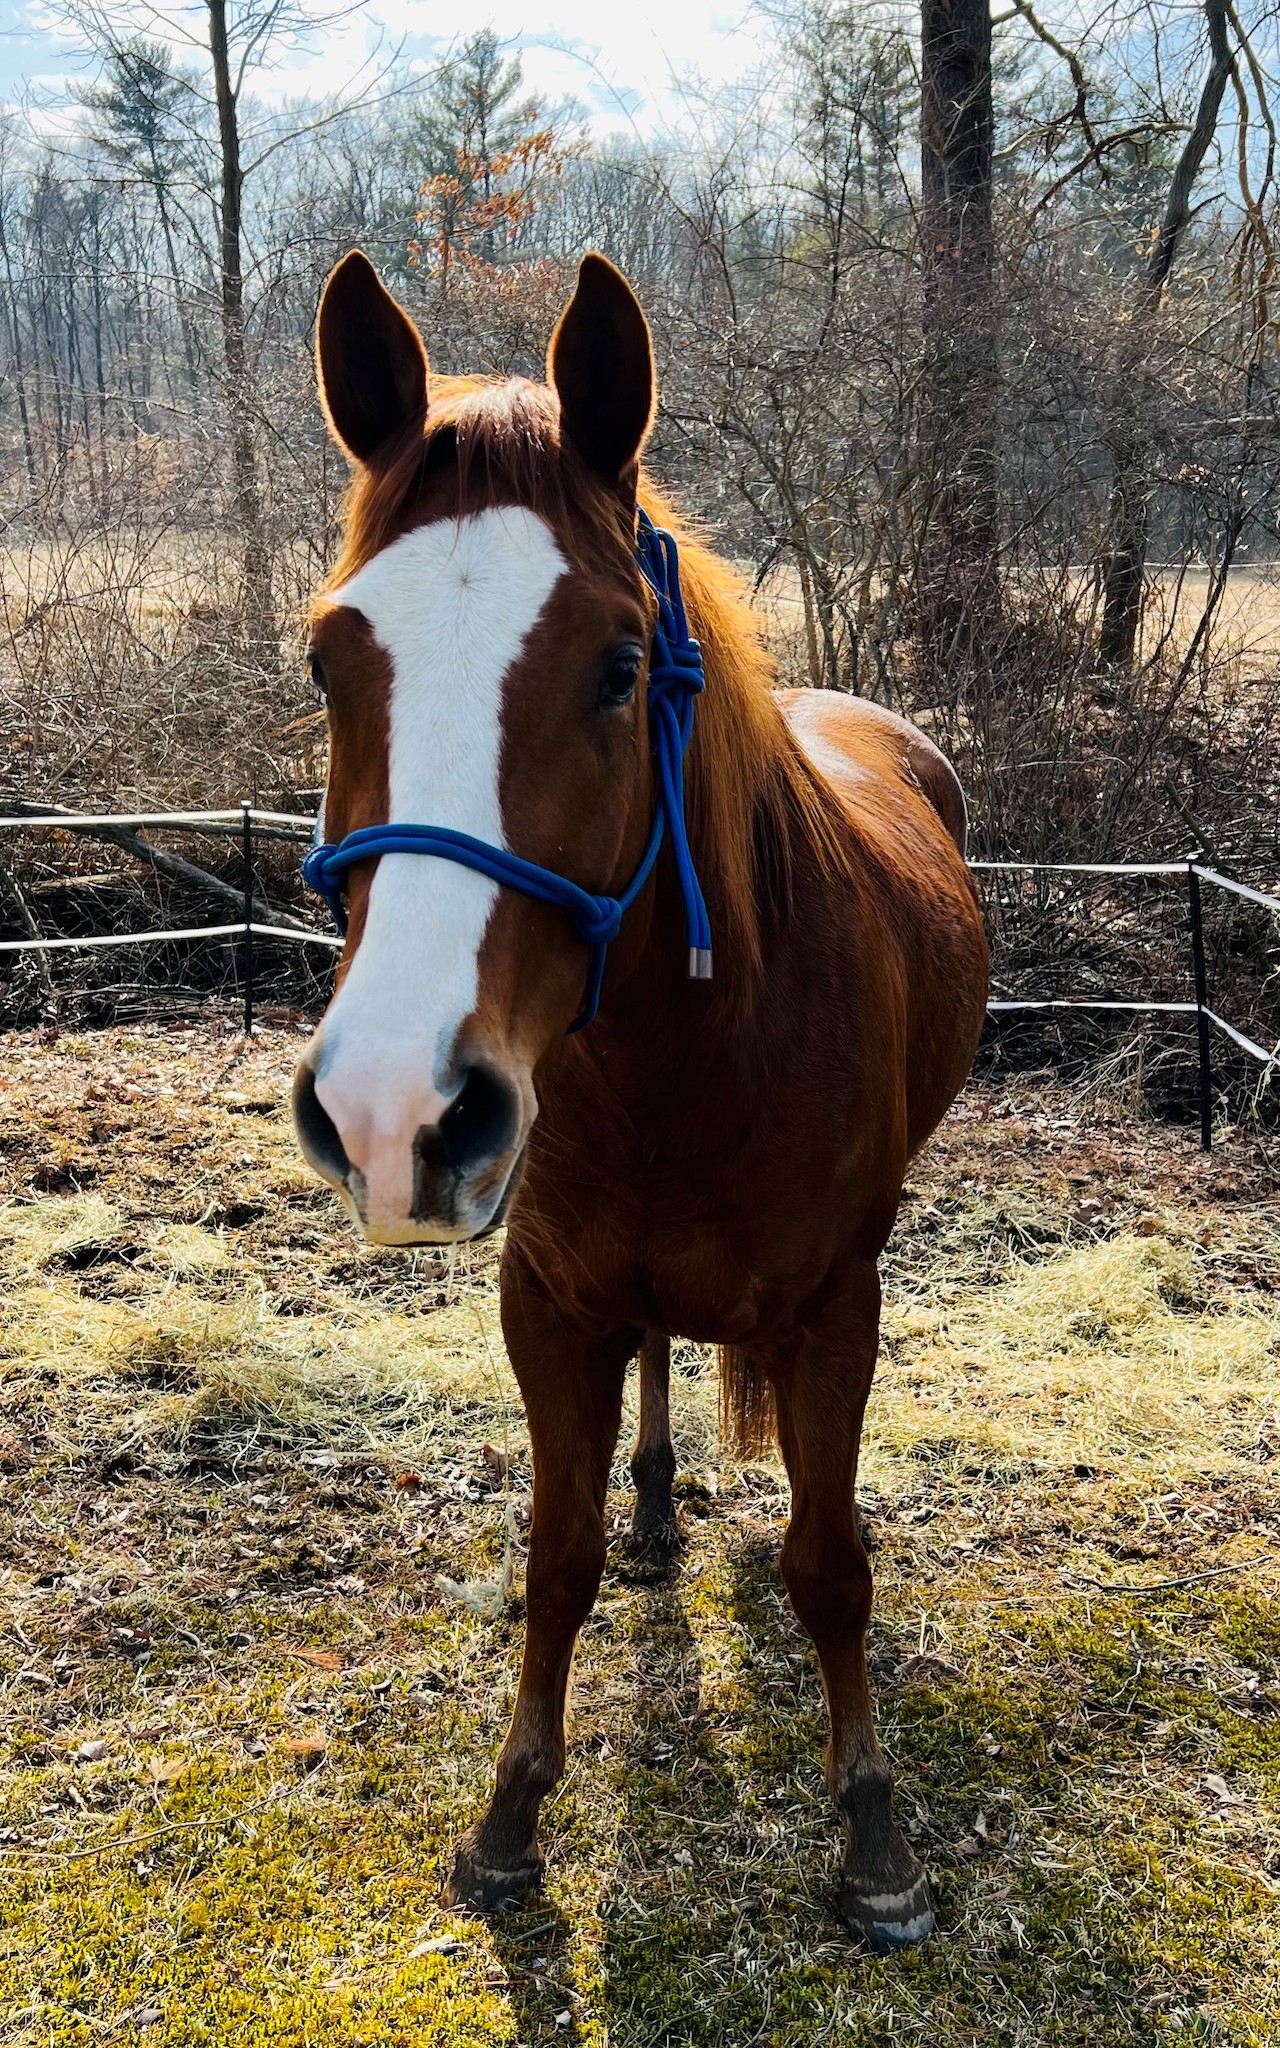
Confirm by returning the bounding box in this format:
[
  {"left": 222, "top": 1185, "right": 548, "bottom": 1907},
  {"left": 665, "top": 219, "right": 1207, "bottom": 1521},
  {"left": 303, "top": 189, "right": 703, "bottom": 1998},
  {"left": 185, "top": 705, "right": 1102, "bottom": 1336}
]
[{"left": 301, "top": 508, "right": 712, "bottom": 1034}]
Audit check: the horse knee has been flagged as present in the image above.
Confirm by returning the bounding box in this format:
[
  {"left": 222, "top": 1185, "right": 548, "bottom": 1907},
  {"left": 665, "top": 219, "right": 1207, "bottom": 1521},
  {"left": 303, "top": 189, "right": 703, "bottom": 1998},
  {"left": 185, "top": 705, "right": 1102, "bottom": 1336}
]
[{"left": 527, "top": 1515, "right": 607, "bottom": 1630}]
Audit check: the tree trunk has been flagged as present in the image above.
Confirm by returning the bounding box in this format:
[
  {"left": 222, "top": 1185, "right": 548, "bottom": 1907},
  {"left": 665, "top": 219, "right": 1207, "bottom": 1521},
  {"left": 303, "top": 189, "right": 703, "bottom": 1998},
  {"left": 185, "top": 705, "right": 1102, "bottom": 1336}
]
[
  {"left": 1099, "top": 0, "right": 1232, "bottom": 668},
  {"left": 919, "top": 0, "right": 1000, "bottom": 663},
  {"left": 207, "top": 0, "right": 276, "bottom": 659},
  {"left": 0, "top": 180, "right": 38, "bottom": 492},
  {"left": 149, "top": 137, "right": 200, "bottom": 395}
]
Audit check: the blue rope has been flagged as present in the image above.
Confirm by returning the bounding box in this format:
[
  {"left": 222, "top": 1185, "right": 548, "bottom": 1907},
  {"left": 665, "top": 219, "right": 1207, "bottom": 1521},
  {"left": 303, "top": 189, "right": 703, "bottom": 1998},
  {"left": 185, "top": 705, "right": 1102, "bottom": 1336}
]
[{"left": 302, "top": 509, "right": 710, "bottom": 1033}]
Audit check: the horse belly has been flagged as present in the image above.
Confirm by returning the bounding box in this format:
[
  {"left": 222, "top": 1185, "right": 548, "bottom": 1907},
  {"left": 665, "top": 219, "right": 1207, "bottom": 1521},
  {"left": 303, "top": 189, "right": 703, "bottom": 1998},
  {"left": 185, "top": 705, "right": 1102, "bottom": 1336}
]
[{"left": 782, "top": 690, "right": 988, "bottom": 1146}]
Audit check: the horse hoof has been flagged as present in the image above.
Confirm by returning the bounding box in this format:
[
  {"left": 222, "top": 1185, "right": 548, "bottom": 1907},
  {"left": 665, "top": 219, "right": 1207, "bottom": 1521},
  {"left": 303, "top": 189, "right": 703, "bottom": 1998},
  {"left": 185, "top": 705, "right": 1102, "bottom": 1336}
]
[
  {"left": 627, "top": 1510, "right": 681, "bottom": 1571},
  {"left": 442, "top": 1838, "right": 543, "bottom": 1913},
  {"left": 837, "top": 1870, "right": 936, "bottom": 1952}
]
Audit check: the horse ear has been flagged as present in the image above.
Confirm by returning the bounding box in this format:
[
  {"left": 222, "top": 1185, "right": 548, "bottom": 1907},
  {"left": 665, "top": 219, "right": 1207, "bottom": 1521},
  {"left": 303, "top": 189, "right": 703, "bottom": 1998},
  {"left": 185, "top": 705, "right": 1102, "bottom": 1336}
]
[
  {"left": 317, "top": 251, "right": 429, "bottom": 466},
  {"left": 548, "top": 253, "right": 654, "bottom": 486}
]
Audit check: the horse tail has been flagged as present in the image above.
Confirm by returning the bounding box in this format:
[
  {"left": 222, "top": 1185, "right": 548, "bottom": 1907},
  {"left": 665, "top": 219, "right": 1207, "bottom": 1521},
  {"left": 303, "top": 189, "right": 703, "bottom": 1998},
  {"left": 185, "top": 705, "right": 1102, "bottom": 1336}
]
[{"left": 717, "top": 1345, "right": 775, "bottom": 1458}]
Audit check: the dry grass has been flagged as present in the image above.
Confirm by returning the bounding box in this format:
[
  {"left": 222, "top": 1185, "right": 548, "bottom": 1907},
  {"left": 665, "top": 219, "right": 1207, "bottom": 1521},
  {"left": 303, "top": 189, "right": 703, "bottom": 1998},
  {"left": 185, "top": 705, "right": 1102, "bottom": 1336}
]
[{"left": 1, "top": 1025, "right": 1279, "bottom": 2045}]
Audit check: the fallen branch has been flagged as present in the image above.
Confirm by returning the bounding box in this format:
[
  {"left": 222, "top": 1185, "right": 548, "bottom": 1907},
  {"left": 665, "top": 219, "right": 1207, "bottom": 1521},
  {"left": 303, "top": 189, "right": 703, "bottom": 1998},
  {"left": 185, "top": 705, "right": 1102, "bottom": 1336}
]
[
  {"left": 0, "top": 1776, "right": 298, "bottom": 1869},
  {"left": 27, "top": 871, "right": 137, "bottom": 896},
  {"left": 0, "top": 796, "right": 305, "bottom": 931}
]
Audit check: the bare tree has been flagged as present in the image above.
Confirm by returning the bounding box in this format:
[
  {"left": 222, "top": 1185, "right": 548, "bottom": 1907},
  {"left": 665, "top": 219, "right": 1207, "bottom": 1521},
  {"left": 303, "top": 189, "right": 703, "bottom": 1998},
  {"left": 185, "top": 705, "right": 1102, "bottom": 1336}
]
[
  {"left": 919, "top": 0, "right": 1000, "bottom": 658},
  {"left": 206, "top": 0, "right": 274, "bottom": 649},
  {"left": 1099, "top": 0, "right": 1234, "bottom": 665}
]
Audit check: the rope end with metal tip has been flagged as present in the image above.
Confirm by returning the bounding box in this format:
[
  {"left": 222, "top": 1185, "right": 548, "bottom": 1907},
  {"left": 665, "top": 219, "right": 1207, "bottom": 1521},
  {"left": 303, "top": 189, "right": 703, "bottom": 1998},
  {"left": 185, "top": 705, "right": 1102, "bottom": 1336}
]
[{"left": 689, "top": 947, "right": 713, "bottom": 980}]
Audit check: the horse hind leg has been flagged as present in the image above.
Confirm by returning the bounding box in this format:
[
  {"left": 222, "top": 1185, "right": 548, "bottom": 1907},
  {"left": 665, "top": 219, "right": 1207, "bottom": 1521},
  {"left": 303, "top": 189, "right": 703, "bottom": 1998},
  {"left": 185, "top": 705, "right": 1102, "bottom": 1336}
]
[
  {"left": 773, "top": 1259, "right": 934, "bottom": 1951},
  {"left": 629, "top": 1331, "right": 679, "bottom": 1564}
]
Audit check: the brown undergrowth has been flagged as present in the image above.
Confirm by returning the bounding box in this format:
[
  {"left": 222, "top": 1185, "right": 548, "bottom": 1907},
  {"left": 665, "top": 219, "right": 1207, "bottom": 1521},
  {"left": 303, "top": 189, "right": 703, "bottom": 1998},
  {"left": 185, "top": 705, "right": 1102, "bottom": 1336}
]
[{"left": 1, "top": 1024, "right": 1278, "bottom": 2045}]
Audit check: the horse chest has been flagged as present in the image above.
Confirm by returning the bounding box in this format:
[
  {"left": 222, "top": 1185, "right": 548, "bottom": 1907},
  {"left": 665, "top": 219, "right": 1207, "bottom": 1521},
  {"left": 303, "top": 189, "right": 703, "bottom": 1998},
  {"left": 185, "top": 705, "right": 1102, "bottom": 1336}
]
[{"left": 521, "top": 1143, "right": 843, "bottom": 1346}]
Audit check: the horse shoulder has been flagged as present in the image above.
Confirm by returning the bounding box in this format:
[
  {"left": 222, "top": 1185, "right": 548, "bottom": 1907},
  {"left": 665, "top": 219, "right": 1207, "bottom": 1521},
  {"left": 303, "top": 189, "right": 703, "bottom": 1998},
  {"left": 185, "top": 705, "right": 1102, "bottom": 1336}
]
[{"left": 778, "top": 689, "right": 969, "bottom": 856}]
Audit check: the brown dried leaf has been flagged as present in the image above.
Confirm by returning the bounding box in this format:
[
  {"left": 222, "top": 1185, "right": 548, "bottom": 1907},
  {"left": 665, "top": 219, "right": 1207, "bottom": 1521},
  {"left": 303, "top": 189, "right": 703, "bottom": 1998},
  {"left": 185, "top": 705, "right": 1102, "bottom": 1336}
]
[
  {"left": 283, "top": 1735, "right": 328, "bottom": 1769},
  {"left": 148, "top": 1756, "right": 190, "bottom": 1786},
  {"left": 482, "top": 1443, "right": 510, "bottom": 1488}
]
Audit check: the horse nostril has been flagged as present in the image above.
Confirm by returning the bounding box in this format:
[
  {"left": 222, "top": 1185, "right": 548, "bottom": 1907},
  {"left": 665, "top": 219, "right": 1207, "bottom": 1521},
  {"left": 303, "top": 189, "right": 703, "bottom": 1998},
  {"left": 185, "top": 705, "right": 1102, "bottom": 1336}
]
[
  {"left": 436, "top": 1063, "right": 519, "bottom": 1173},
  {"left": 292, "top": 1061, "right": 351, "bottom": 1186}
]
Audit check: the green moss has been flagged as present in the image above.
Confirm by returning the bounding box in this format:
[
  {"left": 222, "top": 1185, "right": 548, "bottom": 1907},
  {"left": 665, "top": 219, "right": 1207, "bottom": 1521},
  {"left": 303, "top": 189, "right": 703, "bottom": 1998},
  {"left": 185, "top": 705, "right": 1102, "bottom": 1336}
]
[{"left": 6, "top": 1541, "right": 1279, "bottom": 2047}]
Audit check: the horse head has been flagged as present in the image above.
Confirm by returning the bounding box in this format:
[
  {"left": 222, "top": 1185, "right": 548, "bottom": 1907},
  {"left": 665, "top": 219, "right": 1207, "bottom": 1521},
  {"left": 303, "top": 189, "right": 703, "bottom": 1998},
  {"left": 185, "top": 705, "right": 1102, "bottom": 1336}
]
[{"left": 293, "top": 251, "right": 666, "bottom": 1244}]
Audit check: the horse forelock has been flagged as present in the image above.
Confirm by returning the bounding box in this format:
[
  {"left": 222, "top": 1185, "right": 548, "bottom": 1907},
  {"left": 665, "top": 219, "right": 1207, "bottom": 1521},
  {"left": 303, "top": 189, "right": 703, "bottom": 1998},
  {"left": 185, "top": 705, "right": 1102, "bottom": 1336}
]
[{"left": 327, "top": 375, "right": 634, "bottom": 590}]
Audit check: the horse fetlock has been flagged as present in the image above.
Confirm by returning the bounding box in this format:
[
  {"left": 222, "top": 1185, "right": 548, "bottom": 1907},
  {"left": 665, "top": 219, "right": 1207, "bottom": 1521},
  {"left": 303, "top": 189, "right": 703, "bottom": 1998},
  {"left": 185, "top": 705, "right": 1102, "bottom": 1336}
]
[
  {"left": 630, "top": 1439, "right": 676, "bottom": 1494},
  {"left": 494, "top": 1742, "right": 563, "bottom": 1809}
]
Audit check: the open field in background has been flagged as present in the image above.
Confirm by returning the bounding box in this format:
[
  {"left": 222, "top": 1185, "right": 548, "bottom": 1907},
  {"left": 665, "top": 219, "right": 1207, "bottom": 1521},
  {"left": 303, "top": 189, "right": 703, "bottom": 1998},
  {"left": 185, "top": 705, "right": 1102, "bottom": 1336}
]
[
  {"left": 7, "top": 529, "right": 1280, "bottom": 660},
  {"left": 750, "top": 562, "right": 1280, "bottom": 684},
  {"left": 0, "top": 532, "right": 325, "bottom": 623},
  {"left": 1, "top": 1026, "right": 1278, "bottom": 2045}
]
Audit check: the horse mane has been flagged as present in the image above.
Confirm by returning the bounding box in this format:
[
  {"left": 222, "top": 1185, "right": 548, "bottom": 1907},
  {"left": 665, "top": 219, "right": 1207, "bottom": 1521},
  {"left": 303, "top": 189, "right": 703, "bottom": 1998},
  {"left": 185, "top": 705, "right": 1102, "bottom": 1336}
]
[
  {"left": 638, "top": 489, "right": 854, "bottom": 1004},
  {"left": 327, "top": 375, "right": 852, "bottom": 1010}
]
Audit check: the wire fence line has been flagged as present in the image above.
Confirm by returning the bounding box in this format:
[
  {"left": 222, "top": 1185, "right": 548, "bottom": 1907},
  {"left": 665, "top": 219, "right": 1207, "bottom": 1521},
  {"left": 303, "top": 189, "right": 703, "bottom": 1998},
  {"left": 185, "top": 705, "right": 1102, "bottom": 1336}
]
[
  {"left": 0, "top": 923, "right": 343, "bottom": 956},
  {"left": 0, "top": 810, "right": 313, "bottom": 833},
  {"left": 0, "top": 806, "right": 341, "bottom": 1030},
  {"left": 1, "top": 810, "right": 1278, "bottom": 1145},
  {"left": 972, "top": 855, "right": 1280, "bottom": 1142}
]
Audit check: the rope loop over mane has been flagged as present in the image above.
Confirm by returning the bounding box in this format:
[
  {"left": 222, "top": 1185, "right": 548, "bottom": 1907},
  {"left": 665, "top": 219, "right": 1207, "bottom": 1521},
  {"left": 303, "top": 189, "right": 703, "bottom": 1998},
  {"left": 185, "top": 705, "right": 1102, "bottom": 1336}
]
[{"left": 302, "top": 508, "right": 712, "bottom": 1033}]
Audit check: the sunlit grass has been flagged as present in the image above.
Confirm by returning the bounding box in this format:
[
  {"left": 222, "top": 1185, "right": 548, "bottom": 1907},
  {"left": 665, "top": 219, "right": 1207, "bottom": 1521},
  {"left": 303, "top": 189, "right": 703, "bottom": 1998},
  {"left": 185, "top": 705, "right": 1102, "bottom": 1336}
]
[{"left": 2, "top": 1027, "right": 1278, "bottom": 2045}]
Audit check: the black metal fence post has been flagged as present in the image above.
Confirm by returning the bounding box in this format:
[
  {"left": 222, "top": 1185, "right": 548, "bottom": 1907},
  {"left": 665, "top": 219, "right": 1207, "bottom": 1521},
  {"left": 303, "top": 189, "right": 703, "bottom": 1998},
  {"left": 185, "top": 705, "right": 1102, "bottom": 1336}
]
[
  {"left": 1187, "top": 859, "right": 1212, "bottom": 1150},
  {"left": 241, "top": 802, "right": 254, "bottom": 1036}
]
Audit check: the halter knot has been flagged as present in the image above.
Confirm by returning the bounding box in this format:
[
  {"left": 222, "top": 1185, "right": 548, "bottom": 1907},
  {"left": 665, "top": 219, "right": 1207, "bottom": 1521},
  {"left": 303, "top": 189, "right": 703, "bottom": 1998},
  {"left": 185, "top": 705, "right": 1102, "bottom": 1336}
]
[
  {"left": 303, "top": 509, "right": 711, "bottom": 1031},
  {"left": 574, "top": 896, "right": 625, "bottom": 947}
]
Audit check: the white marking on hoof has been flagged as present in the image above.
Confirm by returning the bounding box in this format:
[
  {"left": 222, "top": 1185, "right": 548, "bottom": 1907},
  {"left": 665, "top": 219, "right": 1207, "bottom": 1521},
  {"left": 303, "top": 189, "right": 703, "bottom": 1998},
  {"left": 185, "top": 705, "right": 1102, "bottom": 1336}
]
[
  {"left": 861, "top": 1882, "right": 930, "bottom": 1917},
  {"left": 468, "top": 1861, "right": 538, "bottom": 1888},
  {"left": 842, "top": 1873, "right": 936, "bottom": 1949},
  {"left": 868, "top": 1906, "right": 936, "bottom": 1949}
]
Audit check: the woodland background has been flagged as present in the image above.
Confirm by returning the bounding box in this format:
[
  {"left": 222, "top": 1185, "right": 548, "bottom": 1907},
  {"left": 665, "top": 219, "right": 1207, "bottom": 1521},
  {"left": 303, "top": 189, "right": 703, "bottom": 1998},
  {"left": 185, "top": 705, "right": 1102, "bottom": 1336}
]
[{"left": 3, "top": 0, "right": 1280, "bottom": 1060}]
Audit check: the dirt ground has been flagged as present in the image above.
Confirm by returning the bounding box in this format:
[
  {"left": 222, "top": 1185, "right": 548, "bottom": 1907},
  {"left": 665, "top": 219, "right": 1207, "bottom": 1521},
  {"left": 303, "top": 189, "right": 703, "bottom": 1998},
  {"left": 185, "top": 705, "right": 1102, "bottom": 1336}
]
[{"left": 1, "top": 1022, "right": 1278, "bottom": 2046}]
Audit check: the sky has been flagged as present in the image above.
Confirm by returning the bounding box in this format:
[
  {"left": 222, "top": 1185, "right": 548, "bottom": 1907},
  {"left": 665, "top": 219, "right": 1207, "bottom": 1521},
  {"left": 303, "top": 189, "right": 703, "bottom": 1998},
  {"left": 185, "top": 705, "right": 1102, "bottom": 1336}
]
[{"left": 0, "top": 0, "right": 781, "bottom": 137}]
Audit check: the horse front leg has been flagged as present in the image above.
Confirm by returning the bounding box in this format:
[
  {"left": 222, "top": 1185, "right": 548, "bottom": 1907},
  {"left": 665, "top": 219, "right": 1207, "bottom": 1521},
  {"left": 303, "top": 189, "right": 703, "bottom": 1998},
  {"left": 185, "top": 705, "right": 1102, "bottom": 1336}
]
[
  {"left": 772, "top": 1257, "right": 934, "bottom": 1951},
  {"left": 629, "top": 1330, "right": 679, "bottom": 1563},
  {"left": 445, "top": 1244, "right": 633, "bottom": 1910}
]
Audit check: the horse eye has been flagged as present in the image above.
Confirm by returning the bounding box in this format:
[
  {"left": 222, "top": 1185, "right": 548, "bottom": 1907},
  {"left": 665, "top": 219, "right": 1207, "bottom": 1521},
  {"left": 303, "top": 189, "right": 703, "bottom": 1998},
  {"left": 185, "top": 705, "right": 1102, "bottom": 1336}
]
[
  {"left": 599, "top": 642, "right": 643, "bottom": 709},
  {"left": 308, "top": 650, "right": 328, "bottom": 704}
]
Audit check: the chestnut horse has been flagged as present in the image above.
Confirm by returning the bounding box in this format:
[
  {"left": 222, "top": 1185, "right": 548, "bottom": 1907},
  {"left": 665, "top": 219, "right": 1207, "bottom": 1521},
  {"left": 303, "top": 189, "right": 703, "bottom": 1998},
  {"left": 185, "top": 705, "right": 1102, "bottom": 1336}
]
[{"left": 292, "top": 249, "right": 988, "bottom": 1949}]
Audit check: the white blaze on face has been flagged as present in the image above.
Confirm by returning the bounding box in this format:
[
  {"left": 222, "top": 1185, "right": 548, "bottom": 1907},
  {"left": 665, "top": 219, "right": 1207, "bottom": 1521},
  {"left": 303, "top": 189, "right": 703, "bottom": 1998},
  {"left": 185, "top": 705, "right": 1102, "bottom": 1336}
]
[{"left": 311, "top": 505, "right": 566, "bottom": 1228}]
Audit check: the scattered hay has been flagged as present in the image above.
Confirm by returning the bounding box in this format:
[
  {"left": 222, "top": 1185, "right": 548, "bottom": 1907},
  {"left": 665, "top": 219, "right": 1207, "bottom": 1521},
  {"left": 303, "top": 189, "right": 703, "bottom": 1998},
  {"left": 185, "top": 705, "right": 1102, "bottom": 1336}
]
[
  {"left": 2, "top": 1026, "right": 1279, "bottom": 2047},
  {"left": 875, "top": 1232, "right": 1280, "bottom": 1484}
]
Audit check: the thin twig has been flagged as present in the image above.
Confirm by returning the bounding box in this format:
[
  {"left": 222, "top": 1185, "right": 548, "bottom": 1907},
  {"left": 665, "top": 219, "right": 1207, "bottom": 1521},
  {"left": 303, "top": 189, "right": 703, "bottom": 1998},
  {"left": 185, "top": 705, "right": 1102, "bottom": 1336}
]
[
  {"left": 1063, "top": 1552, "right": 1276, "bottom": 1597},
  {"left": 1, "top": 1776, "right": 298, "bottom": 1869},
  {"left": 0, "top": 859, "right": 54, "bottom": 1003}
]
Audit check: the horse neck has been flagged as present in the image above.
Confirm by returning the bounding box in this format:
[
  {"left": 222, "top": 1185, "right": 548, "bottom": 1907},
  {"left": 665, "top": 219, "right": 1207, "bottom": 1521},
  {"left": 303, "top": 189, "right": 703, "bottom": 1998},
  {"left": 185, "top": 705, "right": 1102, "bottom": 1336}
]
[{"left": 601, "top": 514, "right": 824, "bottom": 1045}]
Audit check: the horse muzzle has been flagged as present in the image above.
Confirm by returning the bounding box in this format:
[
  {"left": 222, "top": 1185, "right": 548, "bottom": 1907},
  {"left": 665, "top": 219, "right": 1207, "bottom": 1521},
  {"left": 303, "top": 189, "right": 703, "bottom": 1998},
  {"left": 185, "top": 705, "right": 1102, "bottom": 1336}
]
[{"left": 292, "top": 1046, "right": 530, "bottom": 1245}]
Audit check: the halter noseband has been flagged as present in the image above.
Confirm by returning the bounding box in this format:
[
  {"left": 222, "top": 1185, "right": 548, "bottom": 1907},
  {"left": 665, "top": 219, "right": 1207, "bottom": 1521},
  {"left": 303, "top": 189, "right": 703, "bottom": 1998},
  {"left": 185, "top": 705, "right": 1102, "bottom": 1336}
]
[{"left": 302, "top": 509, "right": 712, "bottom": 1034}]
